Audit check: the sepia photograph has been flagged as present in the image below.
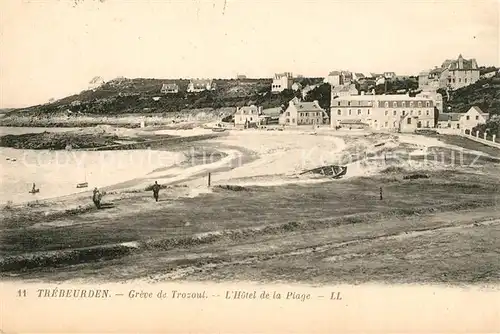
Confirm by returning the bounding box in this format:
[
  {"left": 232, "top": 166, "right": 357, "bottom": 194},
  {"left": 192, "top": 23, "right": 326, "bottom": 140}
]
[{"left": 0, "top": 0, "right": 499, "bottom": 332}]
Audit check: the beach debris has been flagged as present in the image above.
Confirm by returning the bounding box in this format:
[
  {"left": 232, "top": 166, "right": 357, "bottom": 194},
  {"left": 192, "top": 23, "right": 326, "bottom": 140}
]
[
  {"left": 403, "top": 173, "right": 430, "bottom": 180},
  {"left": 374, "top": 142, "right": 385, "bottom": 147},
  {"left": 216, "top": 185, "right": 249, "bottom": 191},
  {"left": 299, "top": 165, "right": 347, "bottom": 179}
]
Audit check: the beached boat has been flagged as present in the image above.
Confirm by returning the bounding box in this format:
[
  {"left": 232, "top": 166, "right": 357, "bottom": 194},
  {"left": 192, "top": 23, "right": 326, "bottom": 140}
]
[
  {"left": 212, "top": 127, "right": 226, "bottom": 132},
  {"left": 76, "top": 164, "right": 89, "bottom": 188},
  {"left": 299, "top": 165, "right": 348, "bottom": 179},
  {"left": 29, "top": 189, "right": 40, "bottom": 194}
]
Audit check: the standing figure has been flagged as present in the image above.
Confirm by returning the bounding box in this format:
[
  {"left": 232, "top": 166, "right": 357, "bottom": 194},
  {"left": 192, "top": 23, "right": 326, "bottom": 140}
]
[
  {"left": 152, "top": 181, "right": 161, "bottom": 202},
  {"left": 92, "top": 187, "right": 101, "bottom": 209},
  {"left": 32, "top": 183, "right": 36, "bottom": 192}
]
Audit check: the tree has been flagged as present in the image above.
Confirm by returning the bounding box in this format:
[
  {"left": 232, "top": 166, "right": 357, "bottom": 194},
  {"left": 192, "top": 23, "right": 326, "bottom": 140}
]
[{"left": 304, "top": 83, "right": 331, "bottom": 111}]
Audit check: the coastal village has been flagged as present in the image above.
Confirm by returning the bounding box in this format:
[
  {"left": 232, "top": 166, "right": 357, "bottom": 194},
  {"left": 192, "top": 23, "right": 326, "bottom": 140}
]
[
  {"left": 54, "top": 54, "right": 498, "bottom": 138},
  {"left": 1, "top": 53, "right": 500, "bottom": 285}
]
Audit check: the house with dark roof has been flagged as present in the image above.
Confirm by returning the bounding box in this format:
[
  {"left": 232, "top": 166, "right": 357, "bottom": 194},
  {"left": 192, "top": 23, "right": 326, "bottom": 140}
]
[
  {"left": 419, "top": 54, "right": 480, "bottom": 91},
  {"left": 279, "top": 99, "right": 329, "bottom": 126},
  {"left": 187, "top": 79, "right": 215, "bottom": 93},
  {"left": 436, "top": 106, "right": 488, "bottom": 130},
  {"left": 160, "top": 83, "right": 179, "bottom": 94},
  {"left": 234, "top": 105, "right": 262, "bottom": 128},
  {"left": 332, "top": 84, "right": 358, "bottom": 97}
]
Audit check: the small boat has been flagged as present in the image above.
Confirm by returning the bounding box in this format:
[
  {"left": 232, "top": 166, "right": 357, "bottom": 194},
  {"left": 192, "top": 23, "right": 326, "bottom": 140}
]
[
  {"left": 29, "top": 189, "right": 40, "bottom": 194},
  {"left": 212, "top": 127, "right": 226, "bottom": 132},
  {"left": 76, "top": 182, "right": 88, "bottom": 189},
  {"left": 299, "top": 165, "right": 348, "bottom": 179}
]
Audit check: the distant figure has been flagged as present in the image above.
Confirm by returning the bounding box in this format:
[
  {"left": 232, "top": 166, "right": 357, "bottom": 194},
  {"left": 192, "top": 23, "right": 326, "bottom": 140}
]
[
  {"left": 92, "top": 187, "right": 101, "bottom": 209},
  {"left": 32, "top": 183, "right": 36, "bottom": 192},
  {"left": 152, "top": 181, "right": 161, "bottom": 202}
]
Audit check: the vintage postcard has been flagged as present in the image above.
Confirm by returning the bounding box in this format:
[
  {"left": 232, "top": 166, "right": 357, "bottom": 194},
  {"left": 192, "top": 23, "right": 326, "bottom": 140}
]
[{"left": 1, "top": 0, "right": 499, "bottom": 332}]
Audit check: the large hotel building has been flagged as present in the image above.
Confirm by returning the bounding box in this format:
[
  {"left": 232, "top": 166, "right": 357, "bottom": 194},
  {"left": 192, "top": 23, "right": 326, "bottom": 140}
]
[{"left": 330, "top": 94, "right": 435, "bottom": 132}]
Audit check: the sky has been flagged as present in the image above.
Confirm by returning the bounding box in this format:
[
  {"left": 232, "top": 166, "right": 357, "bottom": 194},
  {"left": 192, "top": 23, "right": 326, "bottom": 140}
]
[{"left": 1, "top": 0, "right": 499, "bottom": 108}]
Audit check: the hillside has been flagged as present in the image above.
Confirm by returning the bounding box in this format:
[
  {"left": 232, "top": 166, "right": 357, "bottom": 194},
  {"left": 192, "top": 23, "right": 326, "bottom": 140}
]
[
  {"left": 2, "top": 77, "right": 322, "bottom": 120},
  {"left": 439, "top": 76, "right": 500, "bottom": 115}
]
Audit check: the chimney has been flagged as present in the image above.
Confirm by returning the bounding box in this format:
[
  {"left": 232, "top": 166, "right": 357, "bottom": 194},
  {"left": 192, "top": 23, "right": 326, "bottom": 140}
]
[
  {"left": 361, "top": 91, "right": 365, "bottom": 96},
  {"left": 258, "top": 106, "right": 263, "bottom": 114}
]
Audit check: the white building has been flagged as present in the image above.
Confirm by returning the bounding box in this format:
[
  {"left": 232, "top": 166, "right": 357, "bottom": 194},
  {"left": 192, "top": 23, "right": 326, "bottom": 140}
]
[
  {"left": 332, "top": 84, "right": 358, "bottom": 98},
  {"left": 436, "top": 106, "right": 489, "bottom": 130},
  {"left": 234, "top": 105, "right": 263, "bottom": 128},
  {"left": 279, "top": 98, "right": 329, "bottom": 126},
  {"left": 187, "top": 79, "right": 215, "bottom": 93},
  {"left": 161, "top": 83, "right": 179, "bottom": 94},
  {"left": 416, "top": 90, "right": 443, "bottom": 114},
  {"left": 330, "top": 94, "right": 435, "bottom": 132},
  {"left": 271, "top": 72, "right": 293, "bottom": 93}
]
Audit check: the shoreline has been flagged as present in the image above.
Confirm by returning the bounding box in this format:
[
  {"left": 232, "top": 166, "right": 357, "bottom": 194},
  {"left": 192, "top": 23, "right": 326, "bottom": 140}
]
[{"left": 2, "top": 129, "right": 500, "bottom": 282}]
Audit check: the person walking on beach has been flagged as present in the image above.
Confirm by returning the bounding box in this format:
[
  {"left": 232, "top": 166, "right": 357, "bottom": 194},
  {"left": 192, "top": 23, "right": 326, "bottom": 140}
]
[
  {"left": 92, "top": 187, "right": 102, "bottom": 209},
  {"left": 152, "top": 181, "right": 161, "bottom": 202}
]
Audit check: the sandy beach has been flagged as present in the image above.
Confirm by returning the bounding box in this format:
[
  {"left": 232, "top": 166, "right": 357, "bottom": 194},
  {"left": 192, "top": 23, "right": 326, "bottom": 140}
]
[{"left": 1, "top": 126, "right": 500, "bottom": 283}]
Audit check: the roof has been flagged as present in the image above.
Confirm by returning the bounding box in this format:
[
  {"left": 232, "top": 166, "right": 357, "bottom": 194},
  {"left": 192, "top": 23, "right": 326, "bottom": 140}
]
[
  {"left": 442, "top": 55, "right": 478, "bottom": 71},
  {"left": 292, "top": 101, "right": 324, "bottom": 112},
  {"left": 190, "top": 79, "right": 212, "bottom": 85},
  {"left": 355, "top": 73, "right": 365, "bottom": 78},
  {"left": 236, "top": 105, "right": 259, "bottom": 115},
  {"left": 334, "top": 94, "right": 433, "bottom": 102},
  {"left": 333, "top": 84, "right": 357, "bottom": 93},
  {"left": 161, "top": 83, "right": 178, "bottom": 89},
  {"left": 438, "top": 113, "right": 462, "bottom": 122},
  {"left": 328, "top": 71, "right": 341, "bottom": 76},
  {"left": 468, "top": 106, "right": 484, "bottom": 114}
]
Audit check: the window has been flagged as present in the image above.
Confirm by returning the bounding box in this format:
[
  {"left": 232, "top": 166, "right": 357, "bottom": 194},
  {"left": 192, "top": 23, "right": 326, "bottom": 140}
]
[
  {"left": 459, "top": 78, "right": 462, "bottom": 83},
  {"left": 407, "top": 118, "right": 411, "bottom": 124},
  {"left": 357, "top": 109, "right": 362, "bottom": 115},
  {"left": 385, "top": 102, "right": 389, "bottom": 108},
  {"left": 292, "top": 118, "right": 295, "bottom": 123},
  {"left": 418, "top": 110, "right": 422, "bottom": 116},
  {"left": 385, "top": 110, "right": 388, "bottom": 116},
  {"left": 367, "top": 110, "right": 370, "bottom": 115},
  {"left": 402, "top": 110, "right": 406, "bottom": 116},
  {"left": 393, "top": 121, "right": 397, "bottom": 128},
  {"left": 393, "top": 110, "right": 397, "bottom": 116},
  {"left": 426, "top": 110, "right": 429, "bottom": 116},
  {"left": 286, "top": 119, "right": 290, "bottom": 123},
  {"left": 465, "top": 78, "right": 468, "bottom": 83},
  {"left": 426, "top": 102, "right": 430, "bottom": 107},
  {"left": 385, "top": 121, "right": 388, "bottom": 127},
  {"left": 410, "top": 110, "right": 413, "bottom": 115},
  {"left": 475, "top": 115, "right": 479, "bottom": 120},
  {"left": 402, "top": 102, "right": 406, "bottom": 108},
  {"left": 348, "top": 102, "right": 351, "bottom": 106},
  {"left": 456, "top": 124, "right": 460, "bottom": 129},
  {"left": 349, "top": 110, "right": 352, "bottom": 115},
  {"left": 418, "top": 102, "right": 422, "bottom": 107},
  {"left": 426, "top": 121, "right": 430, "bottom": 127},
  {"left": 466, "top": 115, "right": 470, "bottom": 120},
  {"left": 409, "top": 102, "right": 414, "bottom": 108},
  {"left": 337, "top": 110, "right": 341, "bottom": 116},
  {"left": 250, "top": 117, "right": 253, "bottom": 121},
  {"left": 393, "top": 102, "right": 397, "bottom": 108}
]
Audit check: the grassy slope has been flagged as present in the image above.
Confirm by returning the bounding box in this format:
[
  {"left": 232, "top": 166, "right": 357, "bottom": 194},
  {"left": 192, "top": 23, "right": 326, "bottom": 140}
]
[
  {"left": 441, "top": 76, "right": 500, "bottom": 115},
  {"left": 1, "top": 164, "right": 500, "bottom": 283}
]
